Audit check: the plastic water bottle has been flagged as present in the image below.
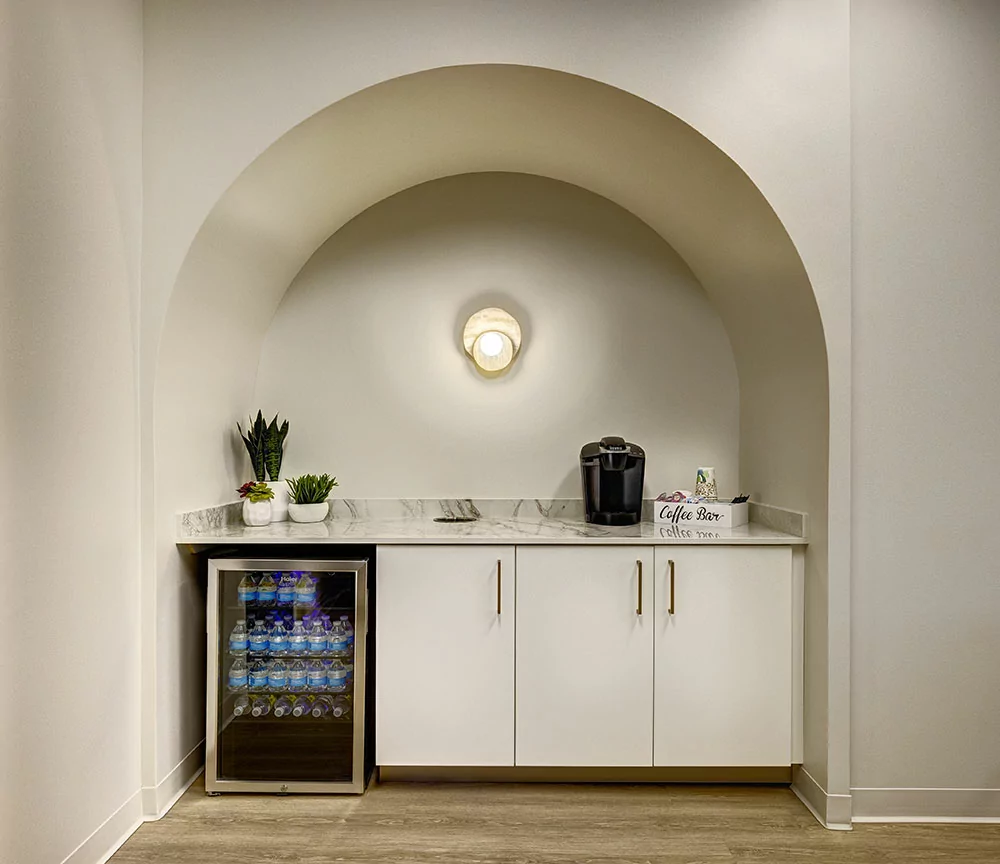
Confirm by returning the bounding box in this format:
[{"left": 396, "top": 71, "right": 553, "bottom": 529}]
[
  {"left": 256, "top": 573, "right": 277, "bottom": 606},
  {"left": 340, "top": 615, "right": 355, "bottom": 647},
  {"left": 306, "top": 659, "right": 327, "bottom": 690},
  {"left": 291, "top": 695, "right": 311, "bottom": 718},
  {"left": 250, "top": 696, "right": 271, "bottom": 717},
  {"left": 267, "top": 659, "right": 288, "bottom": 691},
  {"left": 331, "top": 695, "right": 351, "bottom": 719},
  {"left": 276, "top": 573, "right": 297, "bottom": 607},
  {"left": 288, "top": 620, "right": 308, "bottom": 655},
  {"left": 228, "top": 620, "right": 248, "bottom": 654},
  {"left": 344, "top": 659, "right": 354, "bottom": 685},
  {"left": 232, "top": 694, "right": 250, "bottom": 716},
  {"left": 268, "top": 621, "right": 289, "bottom": 655},
  {"left": 288, "top": 660, "right": 308, "bottom": 691},
  {"left": 326, "top": 659, "right": 348, "bottom": 692},
  {"left": 248, "top": 620, "right": 269, "bottom": 655},
  {"left": 307, "top": 621, "right": 327, "bottom": 655},
  {"left": 294, "top": 573, "right": 317, "bottom": 606},
  {"left": 237, "top": 574, "right": 257, "bottom": 604},
  {"left": 273, "top": 696, "right": 292, "bottom": 718},
  {"left": 310, "top": 696, "right": 332, "bottom": 718},
  {"left": 249, "top": 659, "right": 270, "bottom": 690},
  {"left": 327, "top": 620, "right": 348, "bottom": 655},
  {"left": 228, "top": 658, "right": 248, "bottom": 691}
]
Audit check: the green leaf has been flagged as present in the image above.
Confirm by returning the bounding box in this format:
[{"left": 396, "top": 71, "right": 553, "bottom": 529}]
[
  {"left": 264, "top": 413, "right": 289, "bottom": 481},
  {"left": 285, "top": 472, "right": 338, "bottom": 504},
  {"left": 237, "top": 415, "right": 267, "bottom": 482},
  {"left": 246, "top": 481, "right": 274, "bottom": 503}
]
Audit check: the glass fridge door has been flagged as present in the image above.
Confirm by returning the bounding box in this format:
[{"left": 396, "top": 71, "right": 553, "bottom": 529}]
[{"left": 206, "top": 558, "right": 368, "bottom": 793}]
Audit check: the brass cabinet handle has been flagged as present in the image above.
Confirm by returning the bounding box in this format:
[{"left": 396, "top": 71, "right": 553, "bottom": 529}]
[
  {"left": 497, "top": 558, "right": 502, "bottom": 616},
  {"left": 636, "top": 559, "right": 643, "bottom": 616},
  {"left": 668, "top": 559, "right": 675, "bottom": 615}
]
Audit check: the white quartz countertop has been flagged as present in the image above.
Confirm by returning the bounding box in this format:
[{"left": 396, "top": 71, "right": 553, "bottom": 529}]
[{"left": 176, "top": 499, "right": 807, "bottom": 548}]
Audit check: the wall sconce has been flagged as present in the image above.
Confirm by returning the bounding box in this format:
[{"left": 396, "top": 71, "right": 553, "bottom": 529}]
[{"left": 462, "top": 307, "right": 522, "bottom": 375}]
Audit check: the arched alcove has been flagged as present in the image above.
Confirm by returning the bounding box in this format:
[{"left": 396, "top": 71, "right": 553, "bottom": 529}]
[
  {"left": 255, "top": 172, "right": 741, "bottom": 496},
  {"left": 152, "top": 64, "right": 834, "bottom": 808}
]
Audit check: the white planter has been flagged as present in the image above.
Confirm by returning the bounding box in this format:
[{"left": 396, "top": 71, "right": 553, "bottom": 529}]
[
  {"left": 242, "top": 499, "right": 272, "bottom": 527},
  {"left": 268, "top": 480, "right": 289, "bottom": 522},
  {"left": 288, "top": 502, "right": 329, "bottom": 523}
]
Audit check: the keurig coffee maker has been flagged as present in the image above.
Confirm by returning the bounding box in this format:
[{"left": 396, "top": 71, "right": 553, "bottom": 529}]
[{"left": 580, "top": 436, "right": 646, "bottom": 525}]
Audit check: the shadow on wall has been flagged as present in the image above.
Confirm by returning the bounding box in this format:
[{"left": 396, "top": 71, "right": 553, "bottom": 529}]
[{"left": 251, "top": 173, "right": 740, "bottom": 499}]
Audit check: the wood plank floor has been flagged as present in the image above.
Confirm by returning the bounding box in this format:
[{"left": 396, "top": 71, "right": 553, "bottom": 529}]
[{"left": 112, "top": 776, "right": 1000, "bottom": 864}]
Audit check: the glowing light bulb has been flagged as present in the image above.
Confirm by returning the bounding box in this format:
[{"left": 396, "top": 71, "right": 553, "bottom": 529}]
[
  {"left": 462, "top": 307, "right": 521, "bottom": 374},
  {"left": 477, "top": 330, "right": 505, "bottom": 358}
]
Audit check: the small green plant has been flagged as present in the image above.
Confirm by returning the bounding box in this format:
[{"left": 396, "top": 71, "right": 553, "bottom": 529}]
[
  {"left": 285, "top": 473, "right": 338, "bottom": 505},
  {"left": 238, "top": 411, "right": 290, "bottom": 482},
  {"left": 237, "top": 481, "right": 274, "bottom": 503}
]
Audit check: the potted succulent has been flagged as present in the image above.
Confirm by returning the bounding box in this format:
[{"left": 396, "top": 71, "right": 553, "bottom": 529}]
[
  {"left": 238, "top": 411, "right": 290, "bottom": 522},
  {"left": 285, "top": 473, "right": 338, "bottom": 523},
  {"left": 238, "top": 481, "right": 274, "bottom": 527}
]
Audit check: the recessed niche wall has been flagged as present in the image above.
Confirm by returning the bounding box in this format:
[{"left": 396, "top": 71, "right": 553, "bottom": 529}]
[{"left": 253, "top": 173, "right": 739, "bottom": 498}]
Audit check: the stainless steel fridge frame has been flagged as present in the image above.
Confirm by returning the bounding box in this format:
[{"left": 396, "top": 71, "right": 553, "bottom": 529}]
[{"left": 206, "top": 557, "right": 368, "bottom": 794}]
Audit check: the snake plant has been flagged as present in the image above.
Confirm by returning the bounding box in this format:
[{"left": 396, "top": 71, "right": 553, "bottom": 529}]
[
  {"left": 237, "top": 411, "right": 290, "bottom": 482},
  {"left": 237, "top": 411, "right": 268, "bottom": 481},
  {"left": 264, "top": 414, "right": 289, "bottom": 481},
  {"left": 285, "top": 473, "right": 338, "bottom": 504}
]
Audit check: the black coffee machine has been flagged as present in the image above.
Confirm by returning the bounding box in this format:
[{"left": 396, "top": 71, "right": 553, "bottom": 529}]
[{"left": 580, "top": 436, "right": 646, "bottom": 525}]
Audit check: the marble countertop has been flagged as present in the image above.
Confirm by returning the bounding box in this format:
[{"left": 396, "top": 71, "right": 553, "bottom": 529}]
[{"left": 176, "top": 499, "right": 807, "bottom": 549}]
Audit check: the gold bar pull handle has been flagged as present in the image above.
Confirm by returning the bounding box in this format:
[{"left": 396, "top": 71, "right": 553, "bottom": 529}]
[
  {"left": 668, "top": 559, "right": 675, "bottom": 615},
  {"left": 636, "top": 559, "right": 643, "bottom": 616},
  {"left": 497, "top": 558, "right": 502, "bottom": 616}
]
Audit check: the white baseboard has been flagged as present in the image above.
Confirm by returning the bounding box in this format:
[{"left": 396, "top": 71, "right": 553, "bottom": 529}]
[
  {"left": 852, "top": 787, "right": 1000, "bottom": 822},
  {"left": 61, "top": 790, "right": 143, "bottom": 864},
  {"left": 57, "top": 743, "right": 204, "bottom": 864},
  {"left": 142, "top": 739, "right": 205, "bottom": 820},
  {"left": 792, "top": 765, "right": 852, "bottom": 830}
]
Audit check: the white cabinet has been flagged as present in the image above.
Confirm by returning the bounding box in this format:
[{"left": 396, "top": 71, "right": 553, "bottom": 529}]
[
  {"left": 515, "top": 546, "right": 654, "bottom": 766},
  {"left": 376, "top": 545, "right": 515, "bottom": 766},
  {"left": 653, "top": 547, "right": 793, "bottom": 766}
]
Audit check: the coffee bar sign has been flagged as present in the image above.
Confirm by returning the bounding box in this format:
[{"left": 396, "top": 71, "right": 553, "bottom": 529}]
[{"left": 654, "top": 500, "right": 748, "bottom": 529}]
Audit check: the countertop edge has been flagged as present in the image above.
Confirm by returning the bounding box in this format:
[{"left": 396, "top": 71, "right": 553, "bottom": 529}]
[
  {"left": 175, "top": 529, "right": 808, "bottom": 550},
  {"left": 174, "top": 499, "right": 807, "bottom": 549}
]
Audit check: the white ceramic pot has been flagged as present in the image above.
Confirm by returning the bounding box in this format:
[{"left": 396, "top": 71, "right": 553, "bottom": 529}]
[
  {"left": 268, "top": 480, "right": 289, "bottom": 522},
  {"left": 242, "top": 499, "right": 272, "bottom": 527},
  {"left": 287, "top": 502, "right": 329, "bottom": 523}
]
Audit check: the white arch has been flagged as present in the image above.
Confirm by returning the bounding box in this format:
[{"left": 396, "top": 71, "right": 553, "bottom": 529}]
[{"left": 152, "top": 65, "right": 837, "bottom": 804}]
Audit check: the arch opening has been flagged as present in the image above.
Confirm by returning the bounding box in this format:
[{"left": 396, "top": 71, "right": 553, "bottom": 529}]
[{"left": 151, "top": 63, "right": 831, "bottom": 795}]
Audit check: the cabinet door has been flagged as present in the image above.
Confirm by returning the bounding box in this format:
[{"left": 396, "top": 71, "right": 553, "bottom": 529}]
[
  {"left": 653, "top": 547, "right": 792, "bottom": 767},
  {"left": 516, "top": 546, "right": 654, "bottom": 766},
  {"left": 376, "top": 545, "right": 514, "bottom": 766}
]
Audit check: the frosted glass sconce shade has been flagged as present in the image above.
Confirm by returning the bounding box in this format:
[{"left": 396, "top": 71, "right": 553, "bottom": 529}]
[{"left": 463, "top": 307, "right": 522, "bottom": 374}]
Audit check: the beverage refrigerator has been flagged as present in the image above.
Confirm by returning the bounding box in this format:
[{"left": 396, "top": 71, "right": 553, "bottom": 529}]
[{"left": 206, "top": 557, "right": 372, "bottom": 794}]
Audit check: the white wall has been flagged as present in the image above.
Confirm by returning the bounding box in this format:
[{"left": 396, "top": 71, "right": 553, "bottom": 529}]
[
  {"left": 145, "top": 3, "right": 850, "bottom": 808},
  {"left": 851, "top": 0, "right": 1000, "bottom": 812},
  {"left": 0, "top": 1, "right": 143, "bottom": 862},
  {"left": 254, "top": 173, "right": 739, "bottom": 497}
]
